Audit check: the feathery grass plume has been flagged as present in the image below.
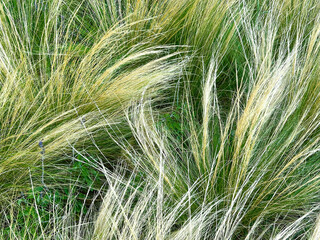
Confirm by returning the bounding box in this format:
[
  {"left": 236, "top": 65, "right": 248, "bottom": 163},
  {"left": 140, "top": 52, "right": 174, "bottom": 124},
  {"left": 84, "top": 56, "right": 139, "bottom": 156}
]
[
  {"left": 92, "top": 168, "right": 319, "bottom": 240},
  {"left": 93, "top": 171, "right": 214, "bottom": 240},
  {"left": 0, "top": 166, "right": 317, "bottom": 239},
  {"left": 0, "top": 165, "right": 318, "bottom": 240},
  {"left": 1, "top": 0, "right": 320, "bottom": 238},
  {"left": 0, "top": 0, "right": 186, "bottom": 203},
  {"left": 84, "top": 0, "right": 242, "bottom": 105},
  {"left": 116, "top": 4, "right": 320, "bottom": 238}
]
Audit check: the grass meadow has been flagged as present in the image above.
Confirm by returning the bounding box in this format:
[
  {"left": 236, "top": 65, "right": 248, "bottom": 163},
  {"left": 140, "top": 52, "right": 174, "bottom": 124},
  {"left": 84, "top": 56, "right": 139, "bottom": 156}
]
[{"left": 1, "top": 0, "right": 320, "bottom": 239}]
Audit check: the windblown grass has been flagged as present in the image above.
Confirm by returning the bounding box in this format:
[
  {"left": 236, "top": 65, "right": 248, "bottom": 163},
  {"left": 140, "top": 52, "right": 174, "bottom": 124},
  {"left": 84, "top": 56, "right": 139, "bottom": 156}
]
[
  {"left": 115, "top": 1, "right": 320, "bottom": 238},
  {"left": 0, "top": 0, "right": 184, "bottom": 201},
  {"left": 1, "top": 0, "right": 320, "bottom": 239}
]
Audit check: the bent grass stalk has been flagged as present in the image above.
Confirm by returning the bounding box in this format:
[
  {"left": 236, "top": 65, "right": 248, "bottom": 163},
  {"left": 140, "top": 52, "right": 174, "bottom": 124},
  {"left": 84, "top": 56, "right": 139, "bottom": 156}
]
[{"left": 1, "top": 0, "right": 320, "bottom": 239}]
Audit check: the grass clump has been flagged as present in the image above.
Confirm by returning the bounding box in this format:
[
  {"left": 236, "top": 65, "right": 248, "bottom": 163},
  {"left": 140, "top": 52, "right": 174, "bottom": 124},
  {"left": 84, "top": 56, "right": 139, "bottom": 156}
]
[
  {"left": 0, "top": 0, "right": 184, "bottom": 202},
  {"left": 1, "top": 0, "right": 320, "bottom": 239}
]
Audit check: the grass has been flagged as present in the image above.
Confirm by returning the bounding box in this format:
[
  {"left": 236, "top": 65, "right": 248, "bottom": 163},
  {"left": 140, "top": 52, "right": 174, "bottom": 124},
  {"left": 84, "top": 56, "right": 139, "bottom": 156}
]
[
  {"left": 0, "top": 0, "right": 184, "bottom": 201},
  {"left": 1, "top": 0, "right": 320, "bottom": 239}
]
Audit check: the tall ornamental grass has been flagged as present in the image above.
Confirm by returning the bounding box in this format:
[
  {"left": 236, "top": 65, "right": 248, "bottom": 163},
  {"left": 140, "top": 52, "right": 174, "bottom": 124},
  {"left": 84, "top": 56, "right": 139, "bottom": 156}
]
[
  {"left": 1, "top": 0, "right": 320, "bottom": 239},
  {"left": 0, "top": 0, "right": 184, "bottom": 201}
]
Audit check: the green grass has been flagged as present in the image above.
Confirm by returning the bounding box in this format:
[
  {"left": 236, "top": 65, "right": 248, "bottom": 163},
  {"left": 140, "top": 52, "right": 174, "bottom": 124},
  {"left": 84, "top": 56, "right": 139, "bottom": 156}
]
[{"left": 1, "top": 0, "right": 320, "bottom": 239}]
